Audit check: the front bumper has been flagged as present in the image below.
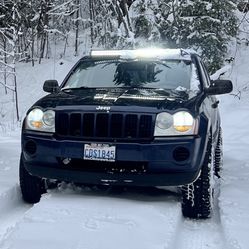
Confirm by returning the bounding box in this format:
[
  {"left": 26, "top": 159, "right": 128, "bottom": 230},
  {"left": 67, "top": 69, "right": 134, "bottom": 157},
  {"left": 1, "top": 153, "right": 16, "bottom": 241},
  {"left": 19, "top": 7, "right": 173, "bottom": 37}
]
[{"left": 22, "top": 128, "right": 208, "bottom": 187}]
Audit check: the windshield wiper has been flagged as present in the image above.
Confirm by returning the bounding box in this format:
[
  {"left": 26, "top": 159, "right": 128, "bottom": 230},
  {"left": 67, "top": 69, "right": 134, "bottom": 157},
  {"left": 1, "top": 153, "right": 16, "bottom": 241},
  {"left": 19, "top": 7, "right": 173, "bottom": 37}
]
[
  {"left": 61, "top": 86, "right": 94, "bottom": 91},
  {"left": 115, "top": 85, "right": 161, "bottom": 89}
]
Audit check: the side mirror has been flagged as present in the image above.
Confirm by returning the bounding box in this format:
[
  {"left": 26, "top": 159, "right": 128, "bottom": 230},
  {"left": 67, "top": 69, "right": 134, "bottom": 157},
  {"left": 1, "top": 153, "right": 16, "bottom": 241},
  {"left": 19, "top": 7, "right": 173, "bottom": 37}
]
[
  {"left": 205, "top": 80, "right": 233, "bottom": 95},
  {"left": 43, "top": 80, "right": 59, "bottom": 93}
]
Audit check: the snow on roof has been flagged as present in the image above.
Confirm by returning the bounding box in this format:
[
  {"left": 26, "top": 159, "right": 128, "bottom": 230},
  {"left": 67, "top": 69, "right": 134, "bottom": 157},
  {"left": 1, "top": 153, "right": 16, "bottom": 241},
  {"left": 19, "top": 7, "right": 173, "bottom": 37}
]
[{"left": 90, "top": 48, "right": 194, "bottom": 60}]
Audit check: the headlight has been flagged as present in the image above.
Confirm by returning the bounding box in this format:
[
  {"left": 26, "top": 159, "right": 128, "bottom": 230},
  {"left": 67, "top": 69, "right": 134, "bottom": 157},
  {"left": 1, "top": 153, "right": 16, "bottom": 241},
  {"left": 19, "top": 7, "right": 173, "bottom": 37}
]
[
  {"left": 43, "top": 110, "right": 55, "bottom": 127},
  {"left": 25, "top": 108, "right": 55, "bottom": 132},
  {"left": 155, "top": 112, "right": 173, "bottom": 130},
  {"left": 173, "top": 111, "right": 194, "bottom": 132},
  {"left": 154, "top": 111, "right": 198, "bottom": 136}
]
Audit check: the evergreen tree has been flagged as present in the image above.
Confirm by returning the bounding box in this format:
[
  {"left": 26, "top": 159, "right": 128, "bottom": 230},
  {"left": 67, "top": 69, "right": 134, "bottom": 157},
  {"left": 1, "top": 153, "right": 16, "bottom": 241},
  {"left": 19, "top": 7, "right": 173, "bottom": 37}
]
[
  {"left": 129, "top": 0, "right": 161, "bottom": 46},
  {"left": 88, "top": 0, "right": 134, "bottom": 49},
  {"left": 164, "top": 0, "right": 238, "bottom": 73},
  {"left": 0, "top": 0, "right": 238, "bottom": 72}
]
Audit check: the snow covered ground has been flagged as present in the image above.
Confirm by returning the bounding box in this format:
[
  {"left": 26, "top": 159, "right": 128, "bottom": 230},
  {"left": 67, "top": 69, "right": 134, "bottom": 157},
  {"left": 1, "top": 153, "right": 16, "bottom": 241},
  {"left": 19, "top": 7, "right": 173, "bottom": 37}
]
[{"left": 1, "top": 30, "right": 249, "bottom": 249}]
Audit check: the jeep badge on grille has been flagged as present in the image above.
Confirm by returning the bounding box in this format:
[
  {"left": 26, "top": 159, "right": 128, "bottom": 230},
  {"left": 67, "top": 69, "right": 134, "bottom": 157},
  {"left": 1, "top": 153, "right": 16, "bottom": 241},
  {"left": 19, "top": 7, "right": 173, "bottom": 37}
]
[{"left": 96, "top": 106, "right": 111, "bottom": 111}]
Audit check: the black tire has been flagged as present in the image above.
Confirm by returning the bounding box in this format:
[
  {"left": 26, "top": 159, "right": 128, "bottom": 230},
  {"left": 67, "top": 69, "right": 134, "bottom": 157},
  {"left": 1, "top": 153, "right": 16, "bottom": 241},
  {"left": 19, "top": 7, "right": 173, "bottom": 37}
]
[
  {"left": 181, "top": 135, "right": 213, "bottom": 219},
  {"left": 214, "top": 127, "right": 223, "bottom": 178},
  {"left": 19, "top": 154, "right": 45, "bottom": 204}
]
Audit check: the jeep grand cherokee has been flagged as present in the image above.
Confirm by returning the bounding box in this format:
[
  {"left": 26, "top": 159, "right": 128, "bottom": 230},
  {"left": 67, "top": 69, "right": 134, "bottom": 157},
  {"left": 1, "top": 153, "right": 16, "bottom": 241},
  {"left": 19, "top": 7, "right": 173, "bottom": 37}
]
[{"left": 19, "top": 49, "right": 232, "bottom": 219}]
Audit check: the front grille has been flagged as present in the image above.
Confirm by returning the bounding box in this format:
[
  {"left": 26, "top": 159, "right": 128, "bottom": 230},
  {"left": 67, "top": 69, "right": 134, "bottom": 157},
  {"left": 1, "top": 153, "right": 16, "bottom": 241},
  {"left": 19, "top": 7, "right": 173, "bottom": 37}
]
[{"left": 55, "top": 112, "right": 154, "bottom": 141}]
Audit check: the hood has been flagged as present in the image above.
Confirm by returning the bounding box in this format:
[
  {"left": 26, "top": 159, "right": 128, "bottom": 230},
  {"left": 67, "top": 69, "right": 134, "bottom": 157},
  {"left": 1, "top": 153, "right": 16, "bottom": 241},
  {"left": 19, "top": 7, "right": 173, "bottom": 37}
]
[{"left": 33, "top": 88, "right": 201, "bottom": 112}]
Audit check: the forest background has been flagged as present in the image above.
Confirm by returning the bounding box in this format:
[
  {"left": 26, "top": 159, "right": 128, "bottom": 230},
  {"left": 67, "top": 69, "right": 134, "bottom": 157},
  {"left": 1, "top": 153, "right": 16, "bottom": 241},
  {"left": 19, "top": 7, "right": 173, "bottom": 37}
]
[{"left": 0, "top": 0, "right": 246, "bottom": 122}]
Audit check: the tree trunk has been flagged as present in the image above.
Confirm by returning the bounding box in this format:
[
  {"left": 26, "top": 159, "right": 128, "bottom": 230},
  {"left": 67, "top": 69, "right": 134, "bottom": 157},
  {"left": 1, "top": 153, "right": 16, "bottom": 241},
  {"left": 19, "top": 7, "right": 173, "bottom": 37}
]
[
  {"left": 89, "top": 0, "right": 95, "bottom": 45},
  {"left": 31, "top": 27, "right": 35, "bottom": 67},
  {"left": 115, "top": 0, "right": 130, "bottom": 37},
  {"left": 3, "top": 37, "right": 7, "bottom": 94},
  {"left": 63, "top": 34, "right": 68, "bottom": 57},
  {"left": 75, "top": 0, "right": 80, "bottom": 56},
  {"left": 13, "top": 67, "right": 19, "bottom": 121}
]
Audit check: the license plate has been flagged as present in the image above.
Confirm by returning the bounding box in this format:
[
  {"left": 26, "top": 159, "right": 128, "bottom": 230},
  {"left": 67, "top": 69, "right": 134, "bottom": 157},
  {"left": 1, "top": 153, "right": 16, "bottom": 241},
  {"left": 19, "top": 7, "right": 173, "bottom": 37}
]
[{"left": 84, "top": 144, "right": 116, "bottom": 162}]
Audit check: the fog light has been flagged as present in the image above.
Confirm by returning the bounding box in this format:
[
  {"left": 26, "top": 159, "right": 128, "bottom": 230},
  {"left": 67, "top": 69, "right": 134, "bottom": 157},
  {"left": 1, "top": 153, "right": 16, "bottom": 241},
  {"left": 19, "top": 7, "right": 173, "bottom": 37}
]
[
  {"left": 25, "top": 140, "right": 37, "bottom": 155},
  {"left": 173, "top": 147, "right": 190, "bottom": 162}
]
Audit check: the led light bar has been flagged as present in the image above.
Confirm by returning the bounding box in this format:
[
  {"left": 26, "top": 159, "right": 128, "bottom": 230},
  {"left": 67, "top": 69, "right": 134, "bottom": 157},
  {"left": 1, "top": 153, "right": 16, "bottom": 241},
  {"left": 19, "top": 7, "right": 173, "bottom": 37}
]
[
  {"left": 134, "top": 48, "right": 175, "bottom": 58},
  {"left": 91, "top": 48, "right": 191, "bottom": 60},
  {"left": 91, "top": 50, "right": 124, "bottom": 57}
]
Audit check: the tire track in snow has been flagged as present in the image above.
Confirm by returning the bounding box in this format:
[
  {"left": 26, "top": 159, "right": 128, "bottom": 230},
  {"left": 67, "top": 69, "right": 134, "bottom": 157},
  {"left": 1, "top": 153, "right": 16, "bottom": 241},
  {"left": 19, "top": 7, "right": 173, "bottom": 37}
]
[
  {"left": 168, "top": 181, "right": 227, "bottom": 249},
  {"left": 0, "top": 186, "right": 183, "bottom": 249},
  {"left": 0, "top": 184, "right": 232, "bottom": 249},
  {"left": 0, "top": 185, "right": 32, "bottom": 243}
]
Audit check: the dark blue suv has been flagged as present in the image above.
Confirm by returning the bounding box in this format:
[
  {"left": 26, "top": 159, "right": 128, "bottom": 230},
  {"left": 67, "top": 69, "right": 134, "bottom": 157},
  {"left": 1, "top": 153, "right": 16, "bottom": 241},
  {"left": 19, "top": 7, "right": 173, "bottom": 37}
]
[{"left": 19, "top": 49, "right": 232, "bottom": 219}]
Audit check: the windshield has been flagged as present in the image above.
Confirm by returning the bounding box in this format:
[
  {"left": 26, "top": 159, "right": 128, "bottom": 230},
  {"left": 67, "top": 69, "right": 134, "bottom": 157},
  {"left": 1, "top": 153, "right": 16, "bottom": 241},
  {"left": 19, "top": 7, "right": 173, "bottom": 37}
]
[{"left": 62, "top": 59, "right": 198, "bottom": 91}]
